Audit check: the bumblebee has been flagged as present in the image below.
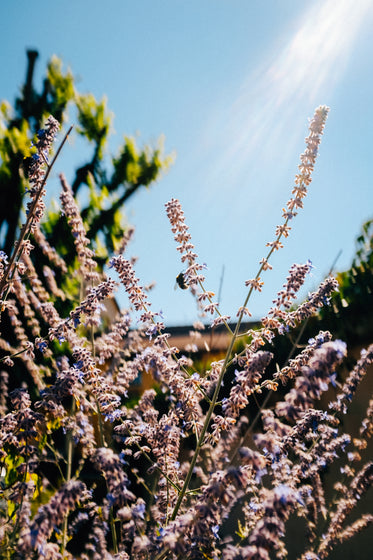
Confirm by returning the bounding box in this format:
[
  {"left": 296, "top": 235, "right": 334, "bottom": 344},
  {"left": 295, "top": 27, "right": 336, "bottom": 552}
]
[{"left": 175, "top": 272, "right": 188, "bottom": 290}]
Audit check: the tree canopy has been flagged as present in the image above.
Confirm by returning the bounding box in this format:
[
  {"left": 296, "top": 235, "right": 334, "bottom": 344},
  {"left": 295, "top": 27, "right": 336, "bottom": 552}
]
[
  {"left": 319, "top": 218, "right": 373, "bottom": 345},
  {"left": 0, "top": 50, "right": 173, "bottom": 267}
]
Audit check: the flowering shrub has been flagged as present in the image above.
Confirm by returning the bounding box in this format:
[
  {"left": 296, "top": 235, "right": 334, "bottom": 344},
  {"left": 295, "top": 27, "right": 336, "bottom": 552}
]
[{"left": 0, "top": 109, "right": 372, "bottom": 560}]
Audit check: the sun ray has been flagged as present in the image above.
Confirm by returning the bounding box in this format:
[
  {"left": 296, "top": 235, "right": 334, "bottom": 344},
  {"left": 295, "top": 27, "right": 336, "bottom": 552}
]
[{"left": 200, "top": 0, "right": 373, "bottom": 193}]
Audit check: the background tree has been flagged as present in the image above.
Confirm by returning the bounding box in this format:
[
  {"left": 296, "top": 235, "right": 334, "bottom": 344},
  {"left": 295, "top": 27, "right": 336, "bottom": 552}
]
[
  {"left": 0, "top": 49, "right": 173, "bottom": 267},
  {"left": 318, "top": 217, "right": 373, "bottom": 346}
]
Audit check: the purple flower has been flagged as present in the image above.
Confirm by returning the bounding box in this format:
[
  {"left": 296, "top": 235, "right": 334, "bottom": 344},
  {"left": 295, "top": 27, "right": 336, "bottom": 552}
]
[{"left": 212, "top": 525, "right": 220, "bottom": 539}]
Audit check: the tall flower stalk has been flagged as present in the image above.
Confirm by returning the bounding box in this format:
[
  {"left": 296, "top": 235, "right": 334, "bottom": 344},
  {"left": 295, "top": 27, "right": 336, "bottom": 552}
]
[
  {"left": 169, "top": 106, "right": 330, "bottom": 519},
  {"left": 0, "top": 118, "right": 71, "bottom": 303}
]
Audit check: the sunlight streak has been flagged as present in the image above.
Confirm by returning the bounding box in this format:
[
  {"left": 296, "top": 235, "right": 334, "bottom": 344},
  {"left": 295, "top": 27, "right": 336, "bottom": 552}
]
[{"left": 201, "top": 0, "right": 373, "bottom": 192}]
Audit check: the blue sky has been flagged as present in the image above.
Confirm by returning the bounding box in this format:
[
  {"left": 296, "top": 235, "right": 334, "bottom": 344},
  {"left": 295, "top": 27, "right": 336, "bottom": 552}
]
[{"left": 1, "top": 0, "right": 373, "bottom": 326}]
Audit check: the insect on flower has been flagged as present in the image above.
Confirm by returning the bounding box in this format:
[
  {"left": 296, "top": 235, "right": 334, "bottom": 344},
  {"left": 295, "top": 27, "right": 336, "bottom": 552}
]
[{"left": 175, "top": 272, "right": 189, "bottom": 290}]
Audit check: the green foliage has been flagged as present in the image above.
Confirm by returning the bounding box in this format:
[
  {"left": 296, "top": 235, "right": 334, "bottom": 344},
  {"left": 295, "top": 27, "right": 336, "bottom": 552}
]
[
  {"left": 0, "top": 49, "right": 173, "bottom": 266},
  {"left": 337, "top": 218, "right": 373, "bottom": 307},
  {"left": 46, "top": 55, "right": 75, "bottom": 122},
  {"left": 319, "top": 218, "right": 373, "bottom": 344}
]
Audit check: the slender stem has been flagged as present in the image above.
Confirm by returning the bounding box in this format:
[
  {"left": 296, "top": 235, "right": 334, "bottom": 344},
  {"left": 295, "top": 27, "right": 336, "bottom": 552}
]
[
  {"left": 61, "top": 398, "right": 76, "bottom": 557},
  {"left": 170, "top": 228, "right": 288, "bottom": 521},
  {"left": 66, "top": 400, "right": 76, "bottom": 482},
  {"left": 44, "top": 441, "right": 66, "bottom": 484},
  {"left": 0, "top": 125, "right": 73, "bottom": 301},
  {"left": 131, "top": 438, "right": 181, "bottom": 493},
  {"left": 109, "top": 509, "right": 118, "bottom": 554},
  {"left": 89, "top": 319, "right": 106, "bottom": 449},
  {"left": 8, "top": 436, "right": 30, "bottom": 549},
  {"left": 229, "top": 316, "right": 309, "bottom": 465},
  {"left": 95, "top": 399, "right": 106, "bottom": 447},
  {"left": 196, "top": 276, "right": 234, "bottom": 336},
  {"left": 170, "top": 326, "right": 239, "bottom": 520},
  {"left": 165, "top": 457, "right": 170, "bottom": 525}
]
